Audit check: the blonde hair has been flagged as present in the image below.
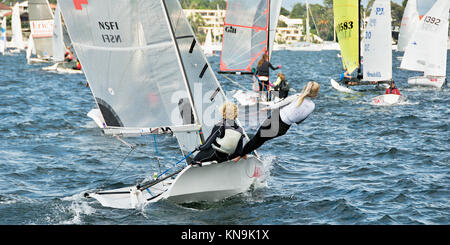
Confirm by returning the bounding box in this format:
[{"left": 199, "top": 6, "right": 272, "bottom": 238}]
[
  {"left": 221, "top": 101, "right": 238, "bottom": 120},
  {"left": 297, "top": 81, "right": 320, "bottom": 107},
  {"left": 278, "top": 73, "right": 286, "bottom": 80}
]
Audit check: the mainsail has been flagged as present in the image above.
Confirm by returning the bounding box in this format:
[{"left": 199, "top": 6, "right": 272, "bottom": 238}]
[
  {"left": 400, "top": 0, "right": 449, "bottom": 77},
  {"left": 11, "top": 3, "right": 24, "bottom": 50},
  {"left": 334, "top": 0, "right": 360, "bottom": 74},
  {"left": 362, "top": 0, "right": 392, "bottom": 81},
  {"left": 52, "top": 3, "right": 65, "bottom": 62},
  {"left": 397, "top": 0, "right": 419, "bottom": 51},
  {"left": 219, "top": 0, "right": 282, "bottom": 74},
  {"left": 0, "top": 17, "right": 6, "bottom": 54},
  {"left": 28, "top": 0, "right": 54, "bottom": 58},
  {"left": 60, "top": 0, "right": 232, "bottom": 154}
]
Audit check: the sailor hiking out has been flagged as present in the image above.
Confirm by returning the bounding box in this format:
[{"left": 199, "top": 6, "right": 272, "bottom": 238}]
[
  {"left": 233, "top": 81, "right": 320, "bottom": 162},
  {"left": 192, "top": 102, "right": 245, "bottom": 166}
]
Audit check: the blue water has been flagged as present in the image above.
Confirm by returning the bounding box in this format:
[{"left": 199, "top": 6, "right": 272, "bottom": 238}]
[{"left": 0, "top": 50, "right": 448, "bottom": 225}]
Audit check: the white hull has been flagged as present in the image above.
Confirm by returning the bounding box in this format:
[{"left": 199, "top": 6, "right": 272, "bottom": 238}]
[
  {"left": 87, "top": 108, "right": 106, "bottom": 128},
  {"left": 86, "top": 156, "right": 263, "bottom": 209},
  {"left": 330, "top": 78, "right": 357, "bottom": 93},
  {"left": 407, "top": 76, "right": 446, "bottom": 88},
  {"left": 28, "top": 57, "right": 51, "bottom": 64},
  {"left": 372, "top": 94, "right": 405, "bottom": 106},
  {"left": 42, "top": 63, "right": 83, "bottom": 74}
]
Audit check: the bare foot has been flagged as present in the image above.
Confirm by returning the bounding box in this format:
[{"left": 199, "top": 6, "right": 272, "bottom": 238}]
[
  {"left": 232, "top": 156, "right": 241, "bottom": 162},
  {"left": 243, "top": 155, "right": 248, "bottom": 160}
]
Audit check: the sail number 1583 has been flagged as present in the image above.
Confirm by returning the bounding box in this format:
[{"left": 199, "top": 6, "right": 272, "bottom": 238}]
[{"left": 337, "top": 21, "right": 354, "bottom": 32}]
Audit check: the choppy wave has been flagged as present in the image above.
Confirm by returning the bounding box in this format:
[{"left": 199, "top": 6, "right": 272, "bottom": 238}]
[{"left": 0, "top": 51, "right": 448, "bottom": 225}]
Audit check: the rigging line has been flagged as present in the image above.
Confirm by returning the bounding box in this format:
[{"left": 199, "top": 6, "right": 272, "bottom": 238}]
[
  {"left": 99, "top": 146, "right": 135, "bottom": 191},
  {"left": 221, "top": 74, "right": 249, "bottom": 91}
]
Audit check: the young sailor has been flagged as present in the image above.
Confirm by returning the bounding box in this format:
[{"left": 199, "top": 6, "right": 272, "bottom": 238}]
[
  {"left": 192, "top": 102, "right": 245, "bottom": 166},
  {"left": 255, "top": 53, "right": 281, "bottom": 100},
  {"left": 233, "top": 81, "right": 320, "bottom": 162},
  {"left": 385, "top": 81, "right": 401, "bottom": 95},
  {"left": 271, "top": 72, "right": 290, "bottom": 99}
]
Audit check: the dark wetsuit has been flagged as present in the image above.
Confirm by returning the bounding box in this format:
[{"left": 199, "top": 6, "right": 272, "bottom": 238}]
[
  {"left": 273, "top": 79, "right": 289, "bottom": 99},
  {"left": 255, "top": 61, "right": 279, "bottom": 92},
  {"left": 193, "top": 119, "right": 245, "bottom": 163},
  {"left": 241, "top": 114, "right": 291, "bottom": 156}
]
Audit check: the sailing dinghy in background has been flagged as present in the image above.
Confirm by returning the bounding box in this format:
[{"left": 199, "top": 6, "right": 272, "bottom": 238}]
[
  {"left": 59, "top": 0, "right": 263, "bottom": 209},
  {"left": 42, "top": 2, "right": 83, "bottom": 74},
  {"left": 0, "top": 17, "right": 6, "bottom": 55},
  {"left": 8, "top": 3, "right": 25, "bottom": 53},
  {"left": 400, "top": 0, "right": 449, "bottom": 88},
  {"left": 397, "top": 0, "right": 420, "bottom": 53},
  {"left": 331, "top": 0, "right": 392, "bottom": 93},
  {"left": 27, "top": 0, "right": 54, "bottom": 64},
  {"left": 219, "top": 0, "right": 283, "bottom": 107}
]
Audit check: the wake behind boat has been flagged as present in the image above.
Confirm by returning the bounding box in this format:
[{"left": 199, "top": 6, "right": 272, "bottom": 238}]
[
  {"left": 59, "top": 0, "right": 264, "bottom": 209},
  {"left": 371, "top": 94, "right": 406, "bottom": 106}
]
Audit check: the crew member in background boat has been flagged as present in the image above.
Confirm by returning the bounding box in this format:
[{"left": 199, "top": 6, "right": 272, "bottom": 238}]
[
  {"left": 340, "top": 69, "right": 359, "bottom": 86},
  {"left": 64, "top": 46, "right": 74, "bottom": 62},
  {"left": 192, "top": 102, "right": 245, "bottom": 166},
  {"left": 271, "top": 72, "right": 290, "bottom": 99},
  {"left": 255, "top": 53, "right": 281, "bottom": 101},
  {"left": 233, "top": 81, "right": 320, "bottom": 162},
  {"left": 73, "top": 59, "right": 82, "bottom": 71},
  {"left": 385, "top": 81, "right": 401, "bottom": 95}
]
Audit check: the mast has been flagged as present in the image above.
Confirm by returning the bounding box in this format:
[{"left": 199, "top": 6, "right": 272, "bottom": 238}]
[
  {"left": 306, "top": 0, "right": 310, "bottom": 42},
  {"left": 357, "top": 0, "right": 362, "bottom": 77},
  {"left": 267, "top": 0, "right": 271, "bottom": 59},
  {"left": 161, "top": 0, "right": 204, "bottom": 143}
]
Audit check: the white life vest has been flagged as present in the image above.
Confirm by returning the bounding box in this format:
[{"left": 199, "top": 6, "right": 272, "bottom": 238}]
[
  {"left": 280, "top": 97, "right": 315, "bottom": 125},
  {"left": 212, "top": 128, "right": 243, "bottom": 155}
]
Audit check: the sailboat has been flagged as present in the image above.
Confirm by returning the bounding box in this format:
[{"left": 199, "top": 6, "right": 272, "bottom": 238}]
[
  {"left": 219, "top": 0, "right": 283, "bottom": 108},
  {"left": 27, "top": 0, "right": 54, "bottom": 64},
  {"left": 9, "top": 2, "right": 25, "bottom": 53},
  {"left": 397, "top": 0, "right": 420, "bottom": 52},
  {"left": 286, "top": 0, "right": 323, "bottom": 51},
  {"left": 42, "top": 2, "right": 83, "bottom": 74},
  {"left": 202, "top": 28, "right": 214, "bottom": 56},
  {"left": 400, "top": 0, "right": 449, "bottom": 88},
  {"left": 59, "top": 0, "right": 263, "bottom": 209},
  {"left": 330, "top": 0, "right": 392, "bottom": 93},
  {"left": 0, "top": 17, "right": 6, "bottom": 55}
]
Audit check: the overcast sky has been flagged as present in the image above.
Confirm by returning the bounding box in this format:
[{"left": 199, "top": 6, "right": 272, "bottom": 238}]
[{"left": 282, "top": 0, "right": 437, "bottom": 15}]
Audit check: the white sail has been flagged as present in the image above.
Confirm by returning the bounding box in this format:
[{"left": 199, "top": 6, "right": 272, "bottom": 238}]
[
  {"left": 203, "top": 28, "right": 213, "bottom": 55},
  {"left": 362, "top": 0, "right": 392, "bottom": 81},
  {"left": 397, "top": 0, "right": 420, "bottom": 51},
  {"left": 400, "top": 0, "right": 449, "bottom": 76},
  {"left": 0, "top": 17, "right": 6, "bottom": 54},
  {"left": 52, "top": 3, "right": 65, "bottom": 62},
  {"left": 26, "top": 35, "right": 36, "bottom": 63},
  {"left": 164, "top": 0, "right": 231, "bottom": 152},
  {"left": 268, "top": 0, "right": 282, "bottom": 59},
  {"left": 60, "top": 0, "right": 263, "bottom": 209},
  {"left": 29, "top": 0, "right": 54, "bottom": 58},
  {"left": 11, "top": 3, "right": 25, "bottom": 50}
]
